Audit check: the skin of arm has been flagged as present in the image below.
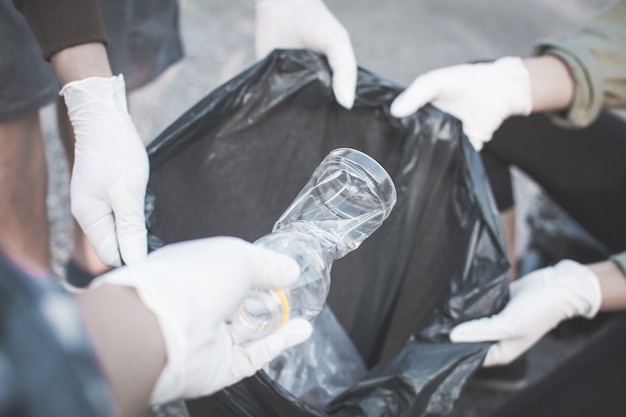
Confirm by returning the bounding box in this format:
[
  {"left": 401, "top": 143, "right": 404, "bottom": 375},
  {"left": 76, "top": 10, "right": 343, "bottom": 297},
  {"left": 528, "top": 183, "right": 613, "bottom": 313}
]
[
  {"left": 49, "top": 42, "right": 113, "bottom": 85},
  {"left": 75, "top": 284, "right": 167, "bottom": 417},
  {"left": 523, "top": 54, "right": 576, "bottom": 113},
  {"left": 589, "top": 260, "right": 626, "bottom": 312}
]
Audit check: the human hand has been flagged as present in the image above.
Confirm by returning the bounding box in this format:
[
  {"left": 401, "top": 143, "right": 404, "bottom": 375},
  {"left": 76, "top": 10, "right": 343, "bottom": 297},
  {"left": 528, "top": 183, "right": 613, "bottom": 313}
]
[
  {"left": 390, "top": 57, "right": 532, "bottom": 150},
  {"left": 60, "top": 75, "right": 149, "bottom": 267},
  {"left": 255, "top": 0, "right": 357, "bottom": 109},
  {"left": 449, "top": 260, "right": 601, "bottom": 366},
  {"left": 90, "top": 237, "right": 313, "bottom": 404}
]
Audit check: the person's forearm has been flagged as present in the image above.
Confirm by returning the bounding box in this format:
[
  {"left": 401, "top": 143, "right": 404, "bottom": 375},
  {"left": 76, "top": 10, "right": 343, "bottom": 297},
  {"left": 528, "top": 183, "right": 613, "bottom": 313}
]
[
  {"left": 588, "top": 260, "right": 626, "bottom": 311},
  {"left": 75, "top": 284, "right": 166, "bottom": 417},
  {"left": 50, "top": 42, "right": 113, "bottom": 86},
  {"left": 523, "top": 55, "right": 575, "bottom": 113}
]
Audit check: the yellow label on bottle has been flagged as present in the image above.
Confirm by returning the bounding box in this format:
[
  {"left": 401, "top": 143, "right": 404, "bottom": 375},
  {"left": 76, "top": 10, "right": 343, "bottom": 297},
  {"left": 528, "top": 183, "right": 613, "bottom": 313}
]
[{"left": 274, "top": 289, "right": 290, "bottom": 327}]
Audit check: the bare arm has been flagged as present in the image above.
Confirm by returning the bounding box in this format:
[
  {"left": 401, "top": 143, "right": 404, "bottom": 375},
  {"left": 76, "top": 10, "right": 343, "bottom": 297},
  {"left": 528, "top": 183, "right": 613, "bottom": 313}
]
[
  {"left": 75, "top": 285, "right": 166, "bottom": 417},
  {"left": 50, "top": 42, "right": 113, "bottom": 86},
  {"left": 589, "top": 260, "right": 626, "bottom": 312},
  {"left": 523, "top": 54, "right": 576, "bottom": 113}
]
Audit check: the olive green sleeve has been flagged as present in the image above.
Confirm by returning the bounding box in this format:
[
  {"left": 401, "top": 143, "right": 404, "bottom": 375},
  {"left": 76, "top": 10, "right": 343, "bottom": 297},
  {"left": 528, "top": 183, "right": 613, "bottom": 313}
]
[{"left": 533, "top": 0, "right": 626, "bottom": 127}]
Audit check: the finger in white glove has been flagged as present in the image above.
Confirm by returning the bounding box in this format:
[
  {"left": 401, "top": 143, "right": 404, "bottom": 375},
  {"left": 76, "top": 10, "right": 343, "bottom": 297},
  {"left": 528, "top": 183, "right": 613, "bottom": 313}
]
[
  {"left": 449, "top": 260, "right": 601, "bottom": 367},
  {"left": 60, "top": 75, "right": 149, "bottom": 267},
  {"left": 390, "top": 57, "right": 532, "bottom": 150},
  {"left": 90, "top": 237, "right": 313, "bottom": 404},
  {"left": 255, "top": 0, "right": 357, "bottom": 109}
]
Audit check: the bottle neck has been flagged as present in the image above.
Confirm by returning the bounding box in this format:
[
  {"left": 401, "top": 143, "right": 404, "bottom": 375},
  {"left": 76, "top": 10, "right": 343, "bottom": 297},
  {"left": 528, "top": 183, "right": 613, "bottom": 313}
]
[{"left": 274, "top": 222, "right": 347, "bottom": 260}]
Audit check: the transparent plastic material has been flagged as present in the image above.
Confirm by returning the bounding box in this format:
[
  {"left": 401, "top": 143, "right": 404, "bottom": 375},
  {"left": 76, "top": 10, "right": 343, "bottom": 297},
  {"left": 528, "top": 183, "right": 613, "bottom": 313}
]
[
  {"left": 231, "top": 148, "right": 397, "bottom": 341},
  {"left": 265, "top": 305, "right": 367, "bottom": 408}
]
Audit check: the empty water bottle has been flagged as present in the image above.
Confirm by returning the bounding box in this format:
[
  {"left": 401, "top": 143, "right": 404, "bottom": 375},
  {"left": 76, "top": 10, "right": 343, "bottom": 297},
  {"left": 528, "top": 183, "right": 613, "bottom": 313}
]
[{"left": 230, "top": 148, "right": 397, "bottom": 341}]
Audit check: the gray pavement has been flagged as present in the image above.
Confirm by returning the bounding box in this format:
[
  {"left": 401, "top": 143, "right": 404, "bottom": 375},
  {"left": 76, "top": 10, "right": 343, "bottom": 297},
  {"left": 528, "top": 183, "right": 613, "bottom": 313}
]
[{"left": 41, "top": 0, "right": 616, "bottom": 415}]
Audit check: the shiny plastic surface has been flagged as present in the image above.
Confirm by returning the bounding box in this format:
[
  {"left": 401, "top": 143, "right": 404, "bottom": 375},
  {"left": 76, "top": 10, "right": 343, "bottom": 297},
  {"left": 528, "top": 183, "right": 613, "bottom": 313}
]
[
  {"left": 146, "top": 50, "right": 510, "bottom": 417},
  {"left": 231, "top": 148, "right": 396, "bottom": 341}
]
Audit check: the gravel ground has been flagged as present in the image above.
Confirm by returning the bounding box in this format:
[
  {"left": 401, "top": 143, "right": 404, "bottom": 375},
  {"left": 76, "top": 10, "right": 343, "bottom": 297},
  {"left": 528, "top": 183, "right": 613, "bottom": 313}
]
[{"left": 41, "top": 0, "right": 615, "bottom": 415}]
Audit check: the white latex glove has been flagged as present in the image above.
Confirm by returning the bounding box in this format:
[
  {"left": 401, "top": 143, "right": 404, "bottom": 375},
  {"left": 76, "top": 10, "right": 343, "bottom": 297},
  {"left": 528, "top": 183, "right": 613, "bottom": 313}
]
[
  {"left": 255, "top": 0, "right": 357, "bottom": 109},
  {"left": 390, "top": 56, "right": 533, "bottom": 150},
  {"left": 60, "top": 75, "right": 149, "bottom": 267},
  {"left": 450, "top": 260, "right": 602, "bottom": 367},
  {"left": 90, "top": 236, "right": 313, "bottom": 405}
]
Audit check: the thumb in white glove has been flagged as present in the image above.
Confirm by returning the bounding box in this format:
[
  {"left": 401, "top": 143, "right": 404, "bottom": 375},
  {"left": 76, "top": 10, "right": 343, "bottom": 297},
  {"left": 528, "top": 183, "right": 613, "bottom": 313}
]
[
  {"left": 90, "top": 236, "right": 313, "bottom": 404},
  {"left": 390, "top": 57, "right": 533, "bottom": 150},
  {"left": 60, "top": 75, "right": 149, "bottom": 267},
  {"left": 255, "top": 0, "right": 357, "bottom": 109},
  {"left": 449, "top": 260, "right": 602, "bottom": 367}
]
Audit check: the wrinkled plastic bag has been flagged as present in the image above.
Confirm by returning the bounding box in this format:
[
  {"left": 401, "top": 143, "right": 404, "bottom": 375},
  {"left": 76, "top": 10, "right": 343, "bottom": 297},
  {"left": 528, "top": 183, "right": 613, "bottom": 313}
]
[
  {"left": 518, "top": 190, "right": 610, "bottom": 276},
  {"left": 144, "top": 49, "right": 510, "bottom": 417},
  {"left": 266, "top": 305, "right": 367, "bottom": 409}
]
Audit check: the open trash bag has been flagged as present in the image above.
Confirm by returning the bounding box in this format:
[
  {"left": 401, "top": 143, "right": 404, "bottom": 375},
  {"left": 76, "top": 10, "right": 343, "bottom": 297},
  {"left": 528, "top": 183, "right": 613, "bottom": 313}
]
[{"left": 145, "top": 50, "right": 510, "bottom": 417}]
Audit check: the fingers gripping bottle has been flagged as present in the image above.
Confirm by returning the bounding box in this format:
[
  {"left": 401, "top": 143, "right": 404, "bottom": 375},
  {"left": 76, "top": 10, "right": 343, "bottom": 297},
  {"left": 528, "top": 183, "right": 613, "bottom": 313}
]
[{"left": 231, "top": 148, "right": 397, "bottom": 341}]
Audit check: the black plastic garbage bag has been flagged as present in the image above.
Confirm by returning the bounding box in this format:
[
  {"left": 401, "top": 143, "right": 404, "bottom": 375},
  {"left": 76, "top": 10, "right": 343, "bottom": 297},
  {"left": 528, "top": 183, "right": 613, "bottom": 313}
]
[
  {"left": 518, "top": 190, "right": 610, "bottom": 276},
  {"left": 145, "top": 49, "right": 510, "bottom": 417}
]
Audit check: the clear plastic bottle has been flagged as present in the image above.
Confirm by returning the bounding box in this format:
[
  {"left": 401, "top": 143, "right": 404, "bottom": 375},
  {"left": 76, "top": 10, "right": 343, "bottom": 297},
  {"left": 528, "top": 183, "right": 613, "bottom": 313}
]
[{"left": 230, "top": 148, "right": 397, "bottom": 341}]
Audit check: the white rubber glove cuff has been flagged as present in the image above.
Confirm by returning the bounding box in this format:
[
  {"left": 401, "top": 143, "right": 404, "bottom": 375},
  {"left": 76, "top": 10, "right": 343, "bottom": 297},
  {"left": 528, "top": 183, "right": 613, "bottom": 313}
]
[
  {"left": 554, "top": 259, "right": 603, "bottom": 319},
  {"left": 450, "top": 56, "right": 533, "bottom": 149},
  {"left": 459, "top": 56, "right": 533, "bottom": 147},
  {"left": 492, "top": 56, "right": 533, "bottom": 116},
  {"left": 60, "top": 75, "right": 128, "bottom": 111}
]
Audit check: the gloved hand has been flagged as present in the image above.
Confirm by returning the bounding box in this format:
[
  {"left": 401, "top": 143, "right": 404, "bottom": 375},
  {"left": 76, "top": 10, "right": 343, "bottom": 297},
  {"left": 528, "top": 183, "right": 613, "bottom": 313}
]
[
  {"left": 255, "top": 0, "right": 357, "bottom": 109},
  {"left": 90, "top": 236, "right": 313, "bottom": 404},
  {"left": 390, "top": 57, "right": 533, "bottom": 150},
  {"left": 60, "top": 75, "right": 149, "bottom": 267},
  {"left": 450, "top": 260, "right": 602, "bottom": 367}
]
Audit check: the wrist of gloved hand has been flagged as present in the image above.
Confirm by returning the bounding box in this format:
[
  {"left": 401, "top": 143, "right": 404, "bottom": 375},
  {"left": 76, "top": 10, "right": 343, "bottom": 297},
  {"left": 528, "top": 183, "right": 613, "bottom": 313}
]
[
  {"left": 449, "top": 259, "right": 602, "bottom": 366},
  {"left": 390, "top": 56, "right": 533, "bottom": 151},
  {"left": 88, "top": 237, "right": 313, "bottom": 404}
]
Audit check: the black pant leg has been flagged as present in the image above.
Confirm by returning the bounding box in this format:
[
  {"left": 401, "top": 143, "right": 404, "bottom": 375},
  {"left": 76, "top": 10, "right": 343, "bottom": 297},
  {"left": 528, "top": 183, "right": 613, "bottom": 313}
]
[
  {"left": 481, "top": 112, "right": 626, "bottom": 253},
  {"left": 490, "top": 314, "right": 626, "bottom": 417}
]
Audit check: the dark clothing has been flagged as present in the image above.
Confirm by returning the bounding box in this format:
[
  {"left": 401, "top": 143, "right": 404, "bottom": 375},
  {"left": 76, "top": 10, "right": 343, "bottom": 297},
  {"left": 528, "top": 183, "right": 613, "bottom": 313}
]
[
  {"left": 0, "top": 251, "right": 114, "bottom": 417},
  {"left": 98, "top": 0, "right": 183, "bottom": 91},
  {"left": 0, "top": 0, "right": 59, "bottom": 122},
  {"left": 0, "top": 0, "right": 183, "bottom": 121},
  {"left": 13, "top": 0, "right": 108, "bottom": 60},
  {"left": 491, "top": 313, "right": 626, "bottom": 417},
  {"left": 481, "top": 111, "right": 626, "bottom": 254}
]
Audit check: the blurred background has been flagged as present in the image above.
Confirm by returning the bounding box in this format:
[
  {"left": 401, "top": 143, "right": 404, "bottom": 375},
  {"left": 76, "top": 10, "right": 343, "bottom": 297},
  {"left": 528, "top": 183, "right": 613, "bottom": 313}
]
[{"left": 41, "top": 0, "right": 615, "bottom": 415}]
